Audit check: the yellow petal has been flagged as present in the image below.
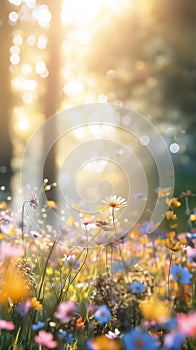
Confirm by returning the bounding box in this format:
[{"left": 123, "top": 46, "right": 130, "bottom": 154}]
[{"left": 47, "top": 200, "right": 57, "bottom": 209}]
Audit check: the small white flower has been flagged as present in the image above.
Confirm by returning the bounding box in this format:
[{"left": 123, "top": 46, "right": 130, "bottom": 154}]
[
  {"left": 106, "top": 328, "right": 121, "bottom": 339},
  {"left": 31, "top": 230, "right": 42, "bottom": 239},
  {"left": 102, "top": 194, "right": 127, "bottom": 209}
]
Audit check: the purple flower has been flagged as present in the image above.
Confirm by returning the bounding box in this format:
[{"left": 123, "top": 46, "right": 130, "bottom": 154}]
[
  {"left": 29, "top": 193, "right": 39, "bottom": 209},
  {"left": 62, "top": 254, "right": 80, "bottom": 270},
  {"left": 127, "top": 281, "right": 146, "bottom": 294},
  {"left": 93, "top": 305, "right": 112, "bottom": 325},
  {"left": 16, "top": 301, "right": 32, "bottom": 316},
  {"left": 164, "top": 330, "right": 185, "bottom": 350},
  {"left": 171, "top": 263, "right": 193, "bottom": 284},
  {"left": 123, "top": 329, "right": 158, "bottom": 350}
]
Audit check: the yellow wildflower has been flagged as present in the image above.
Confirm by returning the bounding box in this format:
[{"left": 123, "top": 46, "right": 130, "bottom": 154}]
[
  {"left": 158, "top": 231, "right": 186, "bottom": 252},
  {"left": 47, "top": 200, "right": 57, "bottom": 209},
  {"left": 166, "top": 197, "right": 181, "bottom": 209},
  {"left": 31, "top": 297, "right": 43, "bottom": 311},
  {"left": 0, "top": 267, "right": 29, "bottom": 304},
  {"left": 140, "top": 299, "right": 171, "bottom": 323},
  {"left": 165, "top": 210, "right": 177, "bottom": 220},
  {"left": 190, "top": 214, "right": 196, "bottom": 222}
]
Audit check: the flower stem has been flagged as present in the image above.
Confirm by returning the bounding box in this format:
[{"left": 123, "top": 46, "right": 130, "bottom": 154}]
[
  {"left": 168, "top": 251, "right": 173, "bottom": 300},
  {"left": 37, "top": 240, "right": 56, "bottom": 300},
  {"left": 62, "top": 228, "right": 89, "bottom": 298},
  {"left": 185, "top": 197, "right": 193, "bottom": 233},
  {"left": 105, "top": 244, "right": 109, "bottom": 275},
  {"left": 111, "top": 207, "right": 116, "bottom": 233},
  {"left": 21, "top": 201, "right": 28, "bottom": 258}
]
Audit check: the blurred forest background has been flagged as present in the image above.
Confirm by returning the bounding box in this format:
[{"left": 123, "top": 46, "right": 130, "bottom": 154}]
[{"left": 0, "top": 0, "right": 196, "bottom": 204}]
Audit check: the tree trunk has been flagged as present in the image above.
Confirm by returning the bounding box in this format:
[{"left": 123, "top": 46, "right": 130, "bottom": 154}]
[
  {"left": 43, "top": 0, "right": 62, "bottom": 201},
  {"left": 0, "top": 0, "right": 13, "bottom": 200}
]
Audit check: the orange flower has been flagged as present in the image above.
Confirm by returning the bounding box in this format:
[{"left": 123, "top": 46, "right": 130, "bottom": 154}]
[
  {"left": 31, "top": 297, "right": 43, "bottom": 311},
  {"left": 165, "top": 210, "right": 177, "bottom": 220},
  {"left": 158, "top": 231, "right": 186, "bottom": 252},
  {"left": 166, "top": 197, "right": 181, "bottom": 209},
  {"left": 47, "top": 200, "right": 57, "bottom": 209},
  {"left": 0, "top": 267, "right": 29, "bottom": 304},
  {"left": 89, "top": 335, "right": 122, "bottom": 350},
  {"left": 76, "top": 317, "right": 85, "bottom": 330},
  {"left": 0, "top": 201, "right": 7, "bottom": 210},
  {"left": 140, "top": 299, "right": 171, "bottom": 323}
]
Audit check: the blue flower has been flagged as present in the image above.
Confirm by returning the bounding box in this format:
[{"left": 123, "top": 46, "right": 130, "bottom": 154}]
[
  {"left": 171, "top": 263, "right": 193, "bottom": 284},
  {"left": 123, "top": 329, "right": 158, "bottom": 350},
  {"left": 32, "top": 321, "right": 45, "bottom": 331},
  {"left": 93, "top": 305, "right": 112, "bottom": 325},
  {"left": 126, "top": 281, "right": 146, "bottom": 294},
  {"left": 57, "top": 330, "right": 75, "bottom": 343},
  {"left": 58, "top": 330, "right": 67, "bottom": 339},
  {"left": 164, "top": 330, "right": 185, "bottom": 350},
  {"left": 164, "top": 317, "right": 177, "bottom": 330},
  {"left": 66, "top": 333, "right": 76, "bottom": 344},
  {"left": 112, "top": 258, "right": 140, "bottom": 273}
]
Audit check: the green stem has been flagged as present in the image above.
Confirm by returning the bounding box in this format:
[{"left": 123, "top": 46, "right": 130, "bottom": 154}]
[
  {"left": 111, "top": 207, "right": 116, "bottom": 233},
  {"left": 185, "top": 197, "right": 193, "bottom": 233},
  {"left": 167, "top": 251, "right": 173, "bottom": 301},
  {"left": 25, "top": 240, "right": 56, "bottom": 349},
  {"left": 70, "top": 228, "right": 89, "bottom": 284},
  {"left": 13, "top": 327, "right": 21, "bottom": 350},
  {"left": 62, "top": 228, "right": 89, "bottom": 299},
  {"left": 21, "top": 201, "right": 28, "bottom": 258},
  {"left": 37, "top": 240, "right": 56, "bottom": 300},
  {"left": 118, "top": 244, "right": 127, "bottom": 275},
  {"left": 105, "top": 244, "right": 109, "bottom": 275}
]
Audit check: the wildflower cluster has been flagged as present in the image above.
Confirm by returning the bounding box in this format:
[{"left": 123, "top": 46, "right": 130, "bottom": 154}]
[{"left": 0, "top": 190, "right": 195, "bottom": 349}]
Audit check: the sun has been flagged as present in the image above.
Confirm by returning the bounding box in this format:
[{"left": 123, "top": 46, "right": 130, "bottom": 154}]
[{"left": 61, "top": 0, "right": 131, "bottom": 26}]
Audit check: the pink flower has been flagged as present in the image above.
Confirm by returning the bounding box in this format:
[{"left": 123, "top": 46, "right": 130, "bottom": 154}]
[
  {"left": 55, "top": 300, "right": 77, "bottom": 323},
  {"left": 186, "top": 246, "right": 196, "bottom": 263},
  {"left": 177, "top": 312, "right": 196, "bottom": 337},
  {"left": 0, "top": 242, "right": 23, "bottom": 261},
  {"left": 0, "top": 320, "right": 15, "bottom": 331},
  {"left": 34, "top": 331, "right": 57, "bottom": 349}
]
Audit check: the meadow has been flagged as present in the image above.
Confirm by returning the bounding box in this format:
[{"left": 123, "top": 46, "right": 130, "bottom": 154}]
[{"left": 0, "top": 189, "right": 195, "bottom": 349}]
